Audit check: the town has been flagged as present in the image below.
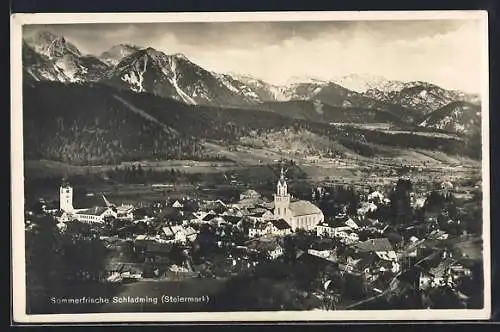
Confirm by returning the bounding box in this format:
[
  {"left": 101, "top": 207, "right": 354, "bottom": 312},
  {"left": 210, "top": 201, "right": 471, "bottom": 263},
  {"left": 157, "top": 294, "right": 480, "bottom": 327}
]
[{"left": 25, "top": 162, "right": 484, "bottom": 312}]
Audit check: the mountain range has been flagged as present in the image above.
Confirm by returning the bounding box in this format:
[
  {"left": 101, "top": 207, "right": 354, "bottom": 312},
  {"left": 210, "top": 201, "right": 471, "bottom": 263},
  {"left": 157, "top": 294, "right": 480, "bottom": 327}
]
[
  {"left": 20, "top": 30, "right": 483, "bottom": 165},
  {"left": 23, "top": 31, "right": 480, "bottom": 114}
]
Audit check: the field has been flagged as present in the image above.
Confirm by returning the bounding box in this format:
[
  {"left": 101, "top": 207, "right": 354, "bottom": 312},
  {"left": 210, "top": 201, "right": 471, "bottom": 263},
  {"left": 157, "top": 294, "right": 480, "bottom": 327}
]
[{"left": 23, "top": 131, "right": 482, "bottom": 203}]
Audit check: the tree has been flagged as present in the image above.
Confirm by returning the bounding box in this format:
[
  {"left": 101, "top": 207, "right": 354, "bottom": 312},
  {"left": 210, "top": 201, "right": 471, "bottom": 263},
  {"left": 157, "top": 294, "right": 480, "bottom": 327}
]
[
  {"left": 25, "top": 215, "right": 65, "bottom": 314},
  {"left": 389, "top": 179, "right": 413, "bottom": 225}
]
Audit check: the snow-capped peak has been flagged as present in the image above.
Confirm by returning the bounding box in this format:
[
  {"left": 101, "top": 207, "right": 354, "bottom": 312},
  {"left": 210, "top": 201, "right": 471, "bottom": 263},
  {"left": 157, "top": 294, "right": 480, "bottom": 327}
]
[
  {"left": 25, "top": 30, "right": 81, "bottom": 59},
  {"left": 285, "top": 75, "right": 328, "bottom": 86},
  {"left": 332, "top": 73, "right": 404, "bottom": 93},
  {"left": 173, "top": 53, "right": 189, "bottom": 61}
]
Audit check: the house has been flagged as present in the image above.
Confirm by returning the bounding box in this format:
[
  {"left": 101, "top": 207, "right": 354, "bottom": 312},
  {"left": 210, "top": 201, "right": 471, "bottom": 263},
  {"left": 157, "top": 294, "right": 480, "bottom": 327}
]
[
  {"left": 412, "top": 197, "right": 427, "bottom": 208},
  {"left": 172, "top": 200, "right": 184, "bottom": 209},
  {"left": 161, "top": 226, "right": 175, "bottom": 240},
  {"left": 345, "top": 217, "right": 359, "bottom": 229},
  {"left": 265, "top": 219, "right": 292, "bottom": 236},
  {"left": 367, "top": 190, "right": 385, "bottom": 203},
  {"left": 201, "top": 200, "right": 228, "bottom": 214},
  {"left": 246, "top": 209, "right": 266, "bottom": 222},
  {"left": 418, "top": 269, "right": 453, "bottom": 290},
  {"left": 222, "top": 207, "right": 244, "bottom": 218},
  {"left": 248, "top": 240, "right": 284, "bottom": 260},
  {"left": 429, "top": 229, "right": 449, "bottom": 240},
  {"left": 171, "top": 225, "right": 187, "bottom": 242},
  {"left": 168, "top": 225, "right": 198, "bottom": 243},
  {"left": 246, "top": 209, "right": 275, "bottom": 224},
  {"left": 116, "top": 204, "right": 135, "bottom": 220},
  {"left": 132, "top": 207, "right": 155, "bottom": 220},
  {"left": 134, "top": 235, "right": 172, "bottom": 262},
  {"left": 200, "top": 213, "right": 217, "bottom": 223},
  {"left": 417, "top": 257, "right": 456, "bottom": 290},
  {"left": 441, "top": 181, "right": 454, "bottom": 190},
  {"left": 73, "top": 206, "right": 118, "bottom": 224},
  {"left": 221, "top": 215, "right": 244, "bottom": 227},
  {"left": 268, "top": 244, "right": 284, "bottom": 260},
  {"left": 307, "top": 249, "right": 337, "bottom": 263},
  {"left": 248, "top": 222, "right": 267, "bottom": 238},
  {"left": 42, "top": 202, "right": 59, "bottom": 214},
  {"left": 161, "top": 225, "right": 198, "bottom": 243},
  {"left": 315, "top": 216, "right": 358, "bottom": 239},
  {"left": 449, "top": 263, "right": 472, "bottom": 278},
  {"left": 239, "top": 189, "right": 261, "bottom": 201},
  {"left": 353, "top": 238, "right": 397, "bottom": 261},
  {"left": 181, "top": 212, "right": 199, "bottom": 225}
]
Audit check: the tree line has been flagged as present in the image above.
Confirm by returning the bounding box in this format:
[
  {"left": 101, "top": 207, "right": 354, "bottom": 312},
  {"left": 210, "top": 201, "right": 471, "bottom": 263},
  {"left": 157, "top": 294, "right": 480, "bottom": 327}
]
[{"left": 23, "top": 82, "right": 480, "bottom": 166}]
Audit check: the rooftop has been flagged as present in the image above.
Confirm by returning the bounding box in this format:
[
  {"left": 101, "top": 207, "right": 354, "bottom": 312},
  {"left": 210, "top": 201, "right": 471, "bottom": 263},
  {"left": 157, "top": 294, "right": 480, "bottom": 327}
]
[
  {"left": 288, "top": 200, "right": 322, "bottom": 217},
  {"left": 240, "top": 189, "right": 261, "bottom": 198},
  {"left": 270, "top": 219, "right": 292, "bottom": 230},
  {"left": 354, "top": 238, "right": 393, "bottom": 253},
  {"left": 75, "top": 206, "right": 111, "bottom": 216},
  {"left": 222, "top": 215, "right": 243, "bottom": 224}
]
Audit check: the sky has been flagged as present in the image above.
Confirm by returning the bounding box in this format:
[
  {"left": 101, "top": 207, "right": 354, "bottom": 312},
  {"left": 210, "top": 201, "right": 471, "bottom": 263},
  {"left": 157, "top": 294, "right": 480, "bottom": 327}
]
[{"left": 23, "top": 19, "right": 486, "bottom": 93}]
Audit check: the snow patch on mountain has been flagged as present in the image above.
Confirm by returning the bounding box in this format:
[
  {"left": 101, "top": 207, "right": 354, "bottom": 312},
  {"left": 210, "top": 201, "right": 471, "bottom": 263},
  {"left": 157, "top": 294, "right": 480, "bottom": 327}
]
[
  {"left": 168, "top": 57, "right": 197, "bottom": 104},
  {"left": 120, "top": 56, "right": 147, "bottom": 92},
  {"left": 332, "top": 73, "right": 405, "bottom": 93}
]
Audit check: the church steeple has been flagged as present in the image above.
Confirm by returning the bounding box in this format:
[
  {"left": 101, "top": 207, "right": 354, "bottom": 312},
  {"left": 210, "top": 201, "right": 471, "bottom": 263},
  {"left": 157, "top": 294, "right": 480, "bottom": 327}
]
[
  {"left": 277, "top": 167, "right": 288, "bottom": 196},
  {"left": 274, "top": 167, "right": 290, "bottom": 219}
]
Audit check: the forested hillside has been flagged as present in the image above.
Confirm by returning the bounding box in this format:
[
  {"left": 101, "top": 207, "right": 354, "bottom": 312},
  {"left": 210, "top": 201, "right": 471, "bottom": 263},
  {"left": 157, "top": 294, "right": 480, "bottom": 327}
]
[
  {"left": 23, "top": 82, "right": 481, "bottom": 165},
  {"left": 23, "top": 82, "right": 206, "bottom": 164}
]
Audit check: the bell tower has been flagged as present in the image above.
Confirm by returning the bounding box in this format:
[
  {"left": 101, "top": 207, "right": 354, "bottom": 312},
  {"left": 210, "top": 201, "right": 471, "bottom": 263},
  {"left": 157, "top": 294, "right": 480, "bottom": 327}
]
[
  {"left": 59, "top": 179, "right": 74, "bottom": 212},
  {"left": 274, "top": 168, "right": 290, "bottom": 220}
]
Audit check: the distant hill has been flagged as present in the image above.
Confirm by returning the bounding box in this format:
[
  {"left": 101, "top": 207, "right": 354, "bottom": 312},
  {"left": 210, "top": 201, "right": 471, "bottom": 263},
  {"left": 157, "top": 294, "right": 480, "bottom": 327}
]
[
  {"left": 255, "top": 100, "right": 405, "bottom": 125},
  {"left": 363, "top": 81, "right": 480, "bottom": 115},
  {"left": 418, "top": 101, "right": 481, "bottom": 136},
  {"left": 23, "top": 82, "right": 480, "bottom": 165}
]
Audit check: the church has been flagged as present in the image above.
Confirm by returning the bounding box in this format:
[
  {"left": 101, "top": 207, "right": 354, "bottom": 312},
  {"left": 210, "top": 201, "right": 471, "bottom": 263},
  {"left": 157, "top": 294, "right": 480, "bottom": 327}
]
[
  {"left": 59, "top": 180, "right": 117, "bottom": 224},
  {"left": 273, "top": 168, "right": 324, "bottom": 231}
]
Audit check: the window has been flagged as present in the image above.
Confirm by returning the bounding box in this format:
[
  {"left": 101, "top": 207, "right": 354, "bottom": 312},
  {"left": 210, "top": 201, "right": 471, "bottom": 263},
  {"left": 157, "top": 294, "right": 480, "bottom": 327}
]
[{"left": 277, "top": 207, "right": 280, "bottom": 215}]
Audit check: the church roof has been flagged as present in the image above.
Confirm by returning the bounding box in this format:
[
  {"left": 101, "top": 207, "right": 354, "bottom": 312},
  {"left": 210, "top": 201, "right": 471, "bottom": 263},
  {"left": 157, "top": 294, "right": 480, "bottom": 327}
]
[
  {"left": 354, "top": 238, "right": 393, "bottom": 253},
  {"left": 289, "top": 200, "right": 322, "bottom": 217},
  {"left": 75, "top": 206, "right": 111, "bottom": 216}
]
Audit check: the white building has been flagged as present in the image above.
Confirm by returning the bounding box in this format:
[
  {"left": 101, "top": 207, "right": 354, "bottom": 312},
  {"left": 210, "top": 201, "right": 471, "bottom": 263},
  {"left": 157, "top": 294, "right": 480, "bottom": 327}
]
[
  {"left": 248, "top": 222, "right": 267, "bottom": 238},
  {"left": 172, "top": 200, "right": 184, "bottom": 208},
  {"left": 367, "top": 190, "right": 384, "bottom": 203},
  {"left": 316, "top": 217, "right": 359, "bottom": 240},
  {"left": 265, "top": 219, "right": 292, "bottom": 236},
  {"left": 73, "top": 206, "right": 117, "bottom": 224},
  {"left": 59, "top": 182, "right": 117, "bottom": 223},
  {"left": 273, "top": 168, "right": 324, "bottom": 231}
]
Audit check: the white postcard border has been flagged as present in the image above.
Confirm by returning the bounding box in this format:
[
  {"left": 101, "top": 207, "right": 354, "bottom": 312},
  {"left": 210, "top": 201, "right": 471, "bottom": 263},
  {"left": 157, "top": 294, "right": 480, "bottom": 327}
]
[{"left": 10, "top": 10, "right": 491, "bottom": 323}]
